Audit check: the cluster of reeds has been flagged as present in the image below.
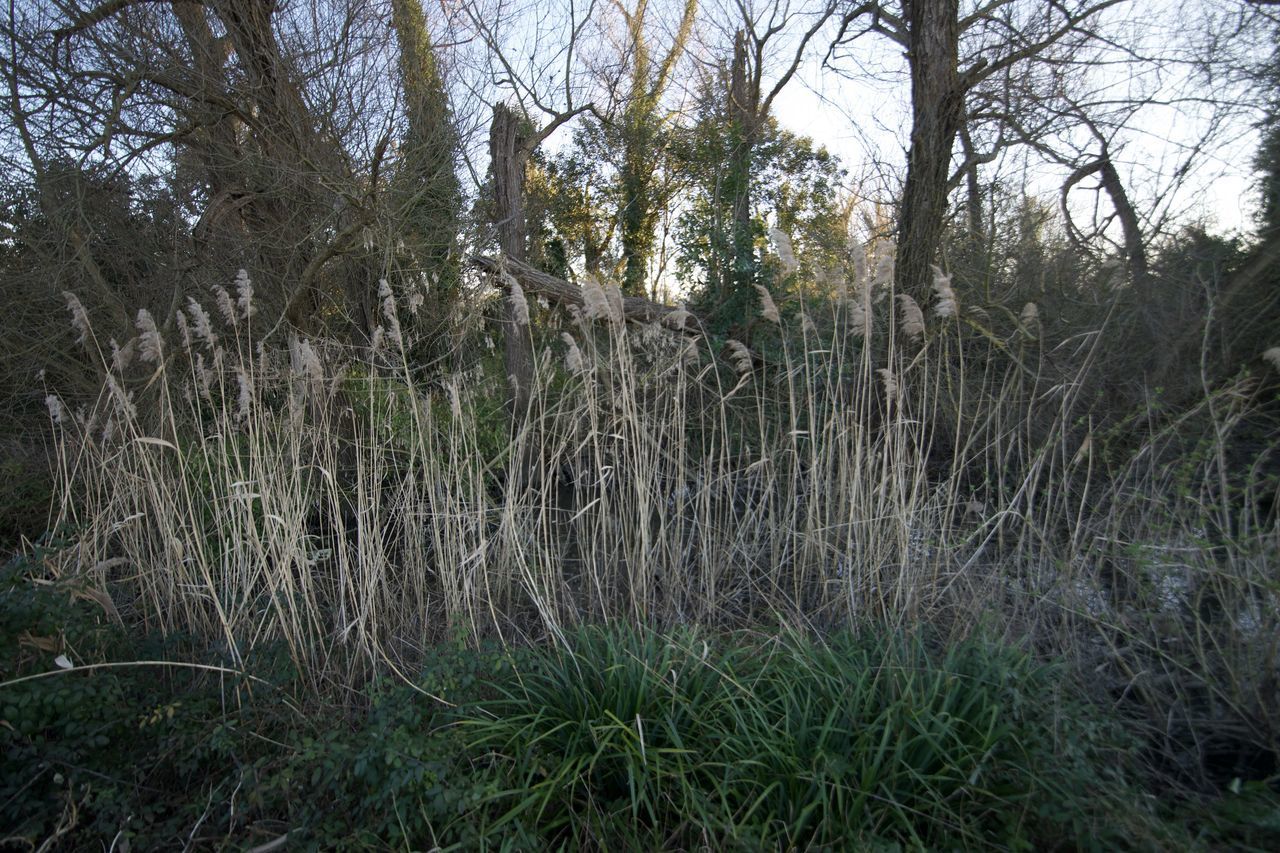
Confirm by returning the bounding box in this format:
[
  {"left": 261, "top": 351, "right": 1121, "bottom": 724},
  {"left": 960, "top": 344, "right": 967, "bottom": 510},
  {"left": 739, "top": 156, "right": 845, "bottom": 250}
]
[{"left": 42, "top": 254, "right": 1279, "bottom": 777}]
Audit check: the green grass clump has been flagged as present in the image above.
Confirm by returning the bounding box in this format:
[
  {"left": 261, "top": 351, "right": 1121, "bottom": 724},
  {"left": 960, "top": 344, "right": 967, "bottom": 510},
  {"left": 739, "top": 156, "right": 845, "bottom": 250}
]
[{"left": 467, "top": 625, "right": 1129, "bottom": 850}]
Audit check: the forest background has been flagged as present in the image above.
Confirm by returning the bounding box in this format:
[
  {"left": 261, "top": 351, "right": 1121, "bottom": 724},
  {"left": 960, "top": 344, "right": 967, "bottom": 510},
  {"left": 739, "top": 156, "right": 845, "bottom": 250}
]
[{"left": 2, "top": 0, "right": 1280, "bottom": 848}]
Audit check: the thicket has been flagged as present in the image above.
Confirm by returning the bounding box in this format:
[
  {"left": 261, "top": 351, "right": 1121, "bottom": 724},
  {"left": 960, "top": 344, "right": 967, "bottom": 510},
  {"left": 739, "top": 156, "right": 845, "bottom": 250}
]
[
  {"left": 9, "top": 548, "right": 1276, "bottom": 849},
  {"left": 4, "top": 219, "right": 1277, "bottom": 845},
  {"left": 3, "top": 0, "right": 1280, "bottom": 848}
]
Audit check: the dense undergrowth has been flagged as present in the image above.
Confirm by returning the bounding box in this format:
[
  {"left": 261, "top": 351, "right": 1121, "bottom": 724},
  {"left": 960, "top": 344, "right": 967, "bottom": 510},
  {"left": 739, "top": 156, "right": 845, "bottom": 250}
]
[
  {"left": 8, "top": 549, "right": 1277, "bottom": 850},
  {"left": 3, "top": 239, "right": 1278, "bottom": 847}
]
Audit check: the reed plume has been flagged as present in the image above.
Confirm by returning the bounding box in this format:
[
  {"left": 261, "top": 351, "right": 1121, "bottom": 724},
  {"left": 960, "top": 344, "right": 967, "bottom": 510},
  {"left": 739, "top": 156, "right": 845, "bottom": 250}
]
[
  {"left": 770, "top": 227, "right": 799, "bottom": 274},
  {"left": 726, "top": 339, "right": 753, "bottom": 374},
  {"left": 62, "top": 291, "right": 90, "bottom": 345},
  {"left": 136, "top": 309, "right": 163, "bottom": 364},
  {"left": 897, "top": 294, "right": 925, "bottom": 342},
  {"left": 930, "top": 264, "right": 957, "bottom": 319},
  {"left": 755, "top": 284, "right": 781, "bottom": 324}
]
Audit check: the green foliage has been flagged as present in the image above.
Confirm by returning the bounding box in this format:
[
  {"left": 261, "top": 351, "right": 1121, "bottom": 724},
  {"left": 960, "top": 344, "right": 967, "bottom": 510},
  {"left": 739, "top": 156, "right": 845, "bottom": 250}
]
[
  {"left": 1193, "top": 779, "right": 1280, "bottom": 848},
  {"left": 466, "top": 625, "right": 1134, "bottom": 850},
  {"left": 0, "top": 449, "right": 52, "bottom": 552},
  {"left": 526, "top": 136, "right": 615, "bottom": 280},
  {"left": 385, "top": 0, "right": 464, "bottom": 363},
  {"left": 1255, "top": 25, "right": 1280, "bottom": 236},
  {"left": 0, "top": 162, "right": 183, "bottom": 429},
  {"left": 0, "top": 554, "right": 465, "bottom": 848},
  {"left": 672, "top": 68, "right": 849, "bottom": 330},
  {"left": 1, "top": 553, "right": 290, "bottom": 846},
  {"left": 0, "top": 564, "right": 1258, "bottom": 850}
]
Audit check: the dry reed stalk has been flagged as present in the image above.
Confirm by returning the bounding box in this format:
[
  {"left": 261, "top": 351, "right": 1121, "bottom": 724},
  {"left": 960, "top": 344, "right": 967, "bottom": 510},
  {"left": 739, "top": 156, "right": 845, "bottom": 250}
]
[
  {"left": 135, "top": 309, "right": 163, "bottom": 364},
  {"left": 507, "top": 278, "right": 530, "bottom": 326},
  {"left": 877, "top": 367, "right": 898, "bottom": 400},
  {"left": 187, "top": 298, "right": 217, "bottom": 348},
  {"left": 848, "top": 239, "right": 867, "bottom": 288},
  {"left": 580, "top": 274, "right": 613, "bottom": 323},
  {"left": 38, "top": 274, "right": 1275, "bottom": 772},
  {"left": 1019, "top": 302, "right": 1041, "bottom": 339},
  {"left": 235, "top": 269, "right": 256, "bottom": 320},
  {"left": 872, "top": 252, "right": 894, "bottom": 297},
  {"left": 725, "top": 340, "right": 753, "bottom": 374},
  {"left": 663, "top": 303, "right": 693, "bottom": 331},
  {"left": 847, "top": 286, "right": 869, "bottom": 335},
  {"left": 561, "top": 332, "right": 585, "bottom": 375},
  {"left": 62, "top": 291, "right": 90, "bottom": 345},
  {"left": 770, "top": 227, "right": 799, "bottom": 274},
  {"left": 213, "top": 285, "right": 236, "bottom": 326},
  {"left": 603, "top": 281, "right": 625, "bottom": 325},
  {"left": 110, "top": 338, "right": 134, "bottom": 373}
]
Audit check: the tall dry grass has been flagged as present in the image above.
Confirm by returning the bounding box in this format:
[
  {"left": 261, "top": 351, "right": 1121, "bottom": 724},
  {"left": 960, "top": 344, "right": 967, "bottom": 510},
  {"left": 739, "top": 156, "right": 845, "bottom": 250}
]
[{"left": 41, "top": 261, "right": 1279, "bottom": 781}]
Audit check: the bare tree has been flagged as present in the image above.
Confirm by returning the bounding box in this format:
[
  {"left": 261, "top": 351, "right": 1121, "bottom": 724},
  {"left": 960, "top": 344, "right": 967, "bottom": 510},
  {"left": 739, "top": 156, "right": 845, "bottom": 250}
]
[
  {"left": 830, "top": 0, "right": 1125, "bottom": 300},
  {"left": 4, "top": 0, "right": 415, "bottom": 342},
  {"left": 442, "top": 0, "right": 599, "bottom": 417}
]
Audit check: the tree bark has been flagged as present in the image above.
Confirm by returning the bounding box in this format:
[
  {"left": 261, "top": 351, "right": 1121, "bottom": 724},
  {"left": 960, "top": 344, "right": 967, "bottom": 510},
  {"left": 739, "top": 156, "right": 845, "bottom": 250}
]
[
  {"left": 489, "top": 104, "right": 535, "bottom": 419},
  {"left": 211, "top": 0, "right": 341, "bottom": 333},
  {"left": 895, "top": 0, "right": 964, "bottom": 302},
  {"left": 619, "top": 113, "right": 659, "bottom": 297},
  {"left": 727, "top": 30, "right": 757, "bottom": 304},
  {"left": 172, "top": 2, "right": 241, "bottom": 206},
  {"left": 615, "top": 0, "right": 697, "bottom": 299},
  {"left": 958, "top": 125, "right": 983, "bottom": 241},
  {"left": 391, "top": 0, "right": 462, "bottom": 311}
]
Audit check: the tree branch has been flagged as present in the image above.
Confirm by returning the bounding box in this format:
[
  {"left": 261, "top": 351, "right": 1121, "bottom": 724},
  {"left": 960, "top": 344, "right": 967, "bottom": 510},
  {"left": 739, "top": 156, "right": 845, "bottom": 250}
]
[
  {"left": 53, "top": 0, "right": 205, "bottom": 45},
  {"left": 471, "top": 254, "right": 698, "bottom": 325}
]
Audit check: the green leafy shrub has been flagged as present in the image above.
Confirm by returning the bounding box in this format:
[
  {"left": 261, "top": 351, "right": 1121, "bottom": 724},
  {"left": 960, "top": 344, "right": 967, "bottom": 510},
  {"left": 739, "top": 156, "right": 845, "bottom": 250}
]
[
  {"left": 0, "top": 565, "right": 1251, "bottom": 849},
  {"left": 273, "top": 643, "right": 538, "bottom": 850},
  {"left": 0, "top": 553, "right": 298, "bottom": 846}
]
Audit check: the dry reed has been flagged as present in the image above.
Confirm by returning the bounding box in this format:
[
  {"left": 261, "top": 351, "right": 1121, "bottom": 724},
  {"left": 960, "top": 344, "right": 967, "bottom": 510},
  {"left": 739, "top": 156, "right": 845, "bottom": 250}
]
[{"left": 39, "top": 262, "right": 1279, "bottom": 777}]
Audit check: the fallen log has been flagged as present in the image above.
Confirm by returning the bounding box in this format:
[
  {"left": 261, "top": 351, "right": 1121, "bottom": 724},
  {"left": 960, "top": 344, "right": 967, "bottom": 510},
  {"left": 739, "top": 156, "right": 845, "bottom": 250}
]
[{"left": 470, "top": 254, "right": 698, "bottom": 327}]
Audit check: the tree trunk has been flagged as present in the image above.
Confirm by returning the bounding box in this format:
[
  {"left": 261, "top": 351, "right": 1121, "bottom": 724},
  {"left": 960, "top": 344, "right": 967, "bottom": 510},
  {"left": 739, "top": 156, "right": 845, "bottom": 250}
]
[
  {"left": 619, "top": 112, "right": 659, "bottom": 297},
  {"left": 212, "top": 0, "right": 338, "bottom": 333},
  {"left": 616, "top": 0, "right": 696, "bottom": 298},
  {"left": 958, "top": 125, "right": 983, "bottom": 241},
  {"left": 727, "top": 29, "right": 756, "bottom": 305},
  {"left": 172, "top": 2, "right": 241, "bottom": 206},
  {"left": 896, "top": 0, "right": 964, "bottom": 302},
  {"left": 391, "top": 0, "right": 462, "bottom": 315},
  {"left": 489, "top": 104, "right": 535, "bottom": 419},
  {"left": 1097, "top": 157, "right": 1149, "bottom": 291},
  {"left": 1095, "top": 153, "right": 1162, "bottom": 374},
  {"left": 471, "top": 254, "right": 692, "bottom": 325}
]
